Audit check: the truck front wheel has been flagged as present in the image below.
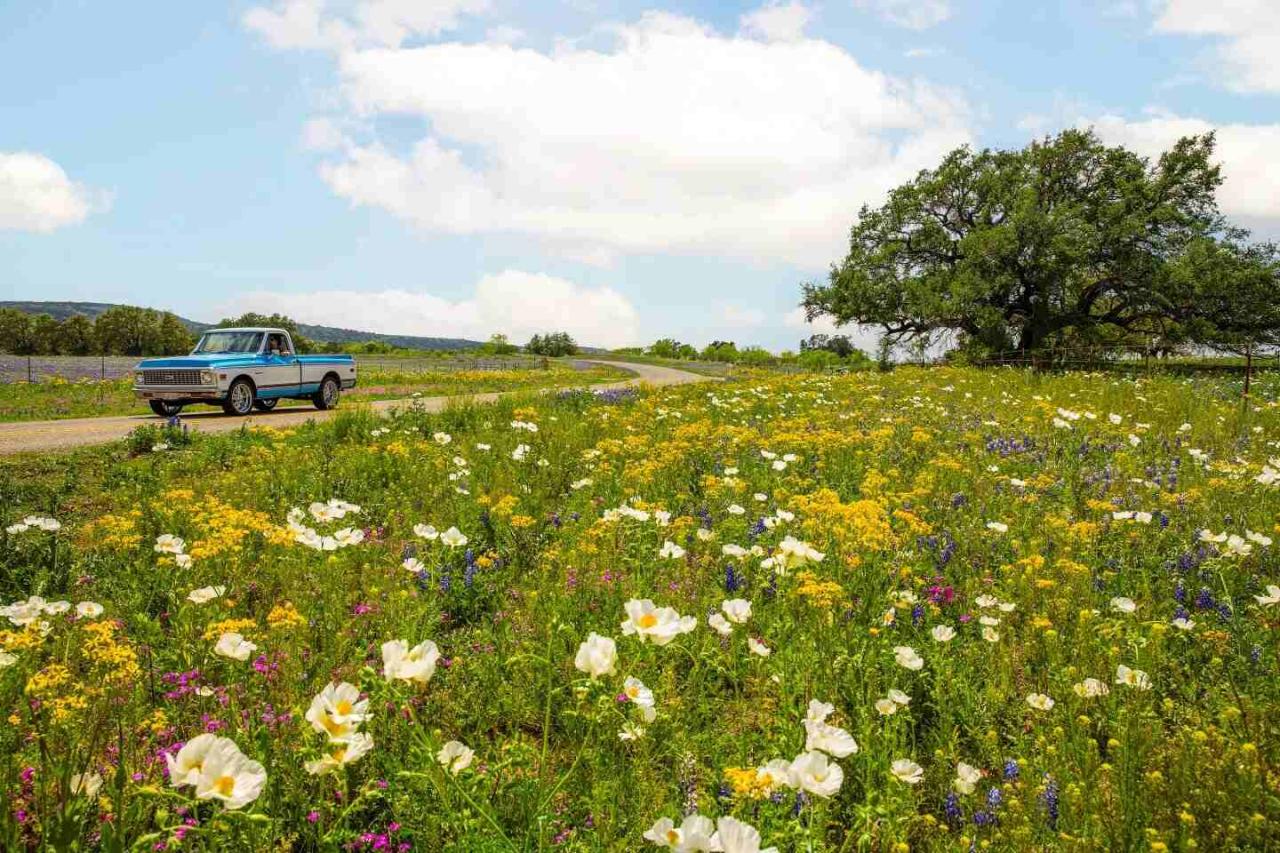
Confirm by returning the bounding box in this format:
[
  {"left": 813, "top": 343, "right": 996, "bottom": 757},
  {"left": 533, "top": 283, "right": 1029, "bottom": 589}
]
[
  {"left": 313, "top": 376, "right": 340, "bottom": 410},
  {"left": 222, "top": 379, "right": 255, "bottom": 416},
  {"left": 149, "top": 400, "right": 184, "bottom": 417}
]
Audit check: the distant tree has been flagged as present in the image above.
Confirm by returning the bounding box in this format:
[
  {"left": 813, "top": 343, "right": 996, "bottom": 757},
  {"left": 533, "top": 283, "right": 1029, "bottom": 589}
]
[
  {"left": 700, "top": 341, "right": 739, "bottom": 362},
  {"left": 800, "top": 333, "right": 860, "bottom": 359},
  {"left": 737, "top": 346, "right": 776, "bottom": 366},
  {"left": 30, "top": 314, "right": 62, "bottom": 355},
  {"left": 93, "top": 306, "right": 153, "bottom": 356},
  {"left": 803, "top": 129, "right": 1272, "bottom": 361},
  {"left": 155, "top": 312, "right": 195, "bottom": 355},
  {"left": 525, "top": 332, "right": 579, "bottom": 356},
  {"left": 60, "top": 314, "right": 97, "bottom": 356},
  {"left": 647, "top": 338, "right": 697, "bottom": 359},
  {"left": 0, "top": 309, "right": 35, "bottom": 355},
  {"left": 1175, "top": 237, "right": 1280, "bottom": 394},
  {"left": 217, "top": 312, "right": 312, "bottom": 352},
  {"left": 94, "top": 306, "right": 193, "bottom": 355},
  {"left": 479, "top": 333, "right": 519, "bottom": 355}
]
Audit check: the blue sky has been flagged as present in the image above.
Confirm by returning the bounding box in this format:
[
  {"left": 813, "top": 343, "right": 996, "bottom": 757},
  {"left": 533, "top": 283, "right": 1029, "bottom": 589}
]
[{"left": 3, "top": 0, "right": 1279, "bottom": 350}]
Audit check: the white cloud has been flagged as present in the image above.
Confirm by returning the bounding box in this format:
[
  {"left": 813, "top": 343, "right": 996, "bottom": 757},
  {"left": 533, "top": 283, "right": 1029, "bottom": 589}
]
[
  {"left": 244, "top": 0, "right": 489, "bottom": 50},
  {"left": 1153, "top": 0, "right": 1280, "bottom": 93},
  {"left": 715, "top": 302, "right": 767, "bottom": 328},
  {"left": 300, "top": 117, "right": 346, "bottom": 151},
  {"left": 1087, "top": 112, "right": 1280, "bottom": 223},
  {"left": 0, "top": 152, "right": 100, "bottom": 233},
  {"left": 739, "top": 2, "right": 813, "bottom": 42},
  {"left": 853, "top": 0, "right": 951, "bottom": 30},
  {"left": 785, "top": 306, "right": 841, "bottom": 335},
  {"left": 226, "top": 270, "right": 641, "bottom": 348},
  {"left": 270, "top": 10, "right": 969, "bottom": 266}
]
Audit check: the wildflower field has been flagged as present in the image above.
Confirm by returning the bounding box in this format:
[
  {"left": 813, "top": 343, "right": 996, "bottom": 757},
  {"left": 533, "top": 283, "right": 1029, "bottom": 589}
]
[{"left": 1, "top": 366, "right": 1279, "bottom": 852}]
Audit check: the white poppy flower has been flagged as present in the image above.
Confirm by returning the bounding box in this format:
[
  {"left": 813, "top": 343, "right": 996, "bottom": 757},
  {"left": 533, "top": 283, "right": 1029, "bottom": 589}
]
[
  {"left": 382, "top": 639, "right": 441, "bottom": 684},
  {"left": 721, "top": 599, "right": 751, "bottom": 624},
  {"left": 1115, "top": 664, "right": 1151, "bottom": 690},
  {"left": 440, "top": 527, "right": 468, "bottom": 548},
  {"left": 1025, "top": 693, "right": 1055, "bottom": 711},
  {"left": 305, "top": 682, "right": 369, "bottom": 741},
  {"left": 953, "top": 762, "right": 982, "bottom": 795},
  {"left": 213, "top": 632, "right": 256, "bottom": 662},
  {"left": 154, "top": 534, "right": 186, "bottom": 555},
  {"left": 620, "top": 599, "right": 697, "bottom": 646},
  {"left": 707, "top": 613, "right": 733, "bottom": 636},
  {"left": 1253, "top": 584, "right": 1280, "bottom": 607},
  {"left": 574, "top": 633, "right": 617, "bottom": 679},
  {"left": 659, "top": 540, "right": 686, "bottom": 560},
  {"left": 890, "top": 758, "right": 924, "bottom": 785},
  {"left": 436, "top": 740, "right": 474, "bottom": 774},
  {"left": 187, "top": 586, "right": 225, "bottom": 605},
  {"left": 305, "top": 732, "right": 374, "bottom": 775},
  {"left": 893, "top": 646, "right": 924, "bottom": 670},
  {"left": 716, "top": 816, "right": 778, "bottom": 853},
  {"left": 192, "top": 739, "right": 266, "bottom": 810},
  {"left": 1072, "top": 678, "right": 1110, "bottom": 698},
  {"left": 788, "top": 751, "right": 843, "bottom": 797},
  {"left": 75, "top": 601, "right": 104, "bottom": 619}
]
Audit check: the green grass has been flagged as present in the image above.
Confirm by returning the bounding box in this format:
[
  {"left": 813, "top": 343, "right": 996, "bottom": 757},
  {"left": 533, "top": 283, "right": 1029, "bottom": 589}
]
[
  {"left": 0, "top": 366, "right": 1278, "bottom": 850},
  {"left": 0, "top": 360, "right": 630, "bottom": 422}
]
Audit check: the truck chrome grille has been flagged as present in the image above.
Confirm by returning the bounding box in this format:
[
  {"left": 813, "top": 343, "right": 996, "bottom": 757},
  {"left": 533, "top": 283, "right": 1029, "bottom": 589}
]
[{"left": 142, "top": 369, "right": 203, "bottom": 386}]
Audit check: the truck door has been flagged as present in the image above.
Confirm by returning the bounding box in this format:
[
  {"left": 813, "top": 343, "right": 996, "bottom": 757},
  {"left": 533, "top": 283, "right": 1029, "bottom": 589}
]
[{"left": 262, "top": 332, "right": 301, "bottom": 398}]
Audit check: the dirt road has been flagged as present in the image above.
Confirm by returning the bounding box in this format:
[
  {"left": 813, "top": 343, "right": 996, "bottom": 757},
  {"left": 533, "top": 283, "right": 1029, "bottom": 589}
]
[{"left": 0, "top": 361, "right": 711, "bottom": 455}]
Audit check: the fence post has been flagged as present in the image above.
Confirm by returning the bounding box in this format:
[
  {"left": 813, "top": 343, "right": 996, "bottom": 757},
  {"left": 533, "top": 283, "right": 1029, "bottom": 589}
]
[{"left": 27, "top": 355, "right": 32, "bottom": 383}]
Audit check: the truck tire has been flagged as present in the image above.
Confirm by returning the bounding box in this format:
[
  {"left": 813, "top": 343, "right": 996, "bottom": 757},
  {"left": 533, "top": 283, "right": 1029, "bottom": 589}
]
[
  {"left": 222, "top": 379, "right": 255, "bottom": 416},
  {"left": 149, "top": 400, "right": 184, "bottom": 417},
  {"left": 253, "top": 398, "right": 279, "bottom": 412},
  {"left": 313, "top": 375, "right": 340, "bottom": 410}
]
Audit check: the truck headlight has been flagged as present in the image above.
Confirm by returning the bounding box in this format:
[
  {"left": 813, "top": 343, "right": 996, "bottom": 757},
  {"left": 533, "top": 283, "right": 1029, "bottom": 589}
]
[
  {"left": 201, "top": 370, "right": 215, "bottom": 384},
  {"left": 135, "top": 372, "right": 144, "bottom": 384}
]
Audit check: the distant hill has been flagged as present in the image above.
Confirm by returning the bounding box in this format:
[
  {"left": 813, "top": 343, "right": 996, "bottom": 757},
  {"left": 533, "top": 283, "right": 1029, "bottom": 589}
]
[{"left": 0, "top": 301, "right": 484, "bottom": 351}]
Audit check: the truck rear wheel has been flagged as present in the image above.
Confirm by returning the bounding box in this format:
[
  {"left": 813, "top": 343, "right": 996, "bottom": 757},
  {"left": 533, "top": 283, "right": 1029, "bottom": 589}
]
[
  {"left": 149, "top": 400, "right": 184, "bottom": 417},
  {"left": 313, "top": 376, "right": 340, "bottom": 410},
  {"left": 222, "top": 379, "right": 255, "bottom": 416}
]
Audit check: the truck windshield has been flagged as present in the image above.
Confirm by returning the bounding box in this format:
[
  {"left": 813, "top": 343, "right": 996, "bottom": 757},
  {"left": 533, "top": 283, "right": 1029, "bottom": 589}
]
[{"left": 194, "top": 331, "right": 264, "bottom": 354}]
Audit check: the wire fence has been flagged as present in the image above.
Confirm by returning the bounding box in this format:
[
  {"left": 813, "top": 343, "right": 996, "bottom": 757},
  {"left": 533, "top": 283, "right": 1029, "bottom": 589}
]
[{"left": 0, "top": 354, "right": 587, "bottom": 384}]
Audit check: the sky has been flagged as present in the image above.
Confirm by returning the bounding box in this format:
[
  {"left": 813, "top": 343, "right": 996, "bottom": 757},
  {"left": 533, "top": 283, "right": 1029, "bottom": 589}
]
[{"left": 3, "top": 0, "right": 1280, "bottom": 351}]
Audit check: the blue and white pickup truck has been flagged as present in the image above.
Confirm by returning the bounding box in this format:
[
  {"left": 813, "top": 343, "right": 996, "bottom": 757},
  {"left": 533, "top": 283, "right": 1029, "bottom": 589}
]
[{"left": 133, "top": 327, "right": 357, "bottom": 417}]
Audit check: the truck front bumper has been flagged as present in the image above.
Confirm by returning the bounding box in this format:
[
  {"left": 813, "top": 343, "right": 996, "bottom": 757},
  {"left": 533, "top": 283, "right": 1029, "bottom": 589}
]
[{"left": 134, "top": 386, "right": 223, "bottom": 401}]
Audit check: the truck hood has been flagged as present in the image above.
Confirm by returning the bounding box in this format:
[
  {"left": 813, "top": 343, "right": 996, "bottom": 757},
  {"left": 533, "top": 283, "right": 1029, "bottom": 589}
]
[{"left": 135, "top": 354, "right": 258, "bottom": 369}]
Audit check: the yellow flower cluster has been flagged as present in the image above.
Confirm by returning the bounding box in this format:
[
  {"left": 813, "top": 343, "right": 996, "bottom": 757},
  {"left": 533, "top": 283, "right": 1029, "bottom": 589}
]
[
  {"left": 25, "top": 664, "right": 89, "bottom": 723},
  {"left": 791, "top": 488, "right": 895, "bottom": 553},
  {"left": 267, "top": 601, "right": 306, "bottom": 630},
  {"left": 77, "top": 510, "right": 142, "bottom": 551},
  {"left": 794, "top": 571, "right": 847, "bottom": 610},
  {"left": 81, "top": 620, "right": 141, "bottom": 687},
  {"left": 723, "top": 766, "right": 772, "bottom": 800},
  {"left": 203, "top": 618, "right": 257, "bottom": 641}
]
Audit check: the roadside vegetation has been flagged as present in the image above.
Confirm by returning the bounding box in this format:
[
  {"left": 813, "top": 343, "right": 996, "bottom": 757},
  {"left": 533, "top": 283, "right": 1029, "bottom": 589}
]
[{"left": 0, "top": 360, "right": 629, "bottom": 423}]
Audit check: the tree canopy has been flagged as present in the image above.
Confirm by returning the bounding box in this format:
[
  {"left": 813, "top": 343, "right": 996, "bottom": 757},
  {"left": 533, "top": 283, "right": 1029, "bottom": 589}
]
[
  {"left": 525, "top": 332, "right": 579, "bottom": 357},
  {"left": 217, "top": 312, "right": 312, "bottom": 353},
  {"left": 802, "top": 129, "right": 1280, "bottom": 361}
]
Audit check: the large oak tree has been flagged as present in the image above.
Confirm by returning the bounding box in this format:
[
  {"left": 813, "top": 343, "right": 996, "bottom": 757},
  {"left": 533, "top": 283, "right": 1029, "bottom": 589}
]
[{"left": 802, "top": 129, "right": 1279, "bottom": 360}]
